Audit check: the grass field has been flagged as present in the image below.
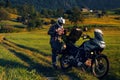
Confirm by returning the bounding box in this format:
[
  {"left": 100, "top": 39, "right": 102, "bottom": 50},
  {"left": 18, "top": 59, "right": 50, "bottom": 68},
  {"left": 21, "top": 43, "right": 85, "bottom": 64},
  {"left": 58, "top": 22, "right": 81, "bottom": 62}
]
[
  {"left": 0, "top": 27, "right": 119, "bottom": 80},
  {"left": 0, "top": 16, "right": 120, "bottom": 80}
]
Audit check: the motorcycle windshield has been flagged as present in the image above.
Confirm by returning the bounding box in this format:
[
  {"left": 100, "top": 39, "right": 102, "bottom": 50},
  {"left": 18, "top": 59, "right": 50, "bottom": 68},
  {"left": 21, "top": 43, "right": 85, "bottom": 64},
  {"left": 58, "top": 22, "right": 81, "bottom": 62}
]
[
  {"left": 94, "top": 32, "right": 106, "bottom": 48},
  {"left": 94, "top": 32, "right": 103, "bottom": 41}
]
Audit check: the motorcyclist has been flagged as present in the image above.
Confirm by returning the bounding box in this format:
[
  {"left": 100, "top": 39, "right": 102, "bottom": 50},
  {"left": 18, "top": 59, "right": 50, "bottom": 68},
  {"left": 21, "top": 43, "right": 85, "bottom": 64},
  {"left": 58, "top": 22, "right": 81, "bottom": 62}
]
[{"left": 48, "top": 17, "right": 65, "bottom": 69}]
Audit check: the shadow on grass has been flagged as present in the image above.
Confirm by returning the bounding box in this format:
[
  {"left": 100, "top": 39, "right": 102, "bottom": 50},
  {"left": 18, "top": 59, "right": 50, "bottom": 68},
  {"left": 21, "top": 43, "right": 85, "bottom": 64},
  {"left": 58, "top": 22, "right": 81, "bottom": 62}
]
[
  {"left": 16, "top": 43, "right": 50, "bottom": 56},
  {"left": 7, "top": 49, "right": 58, "bottom": 77},
  {"left": 7, "top": 48, "right": 82, "bottom": 79},
  {"left": 101, "top": 73, "right": 120, "bottom": 80},
  {"left": 0, "top": 58, "right": 28, "bottom": 69},
  {"left": 3, "top": 39, "right": 52, "bottom": 65},
  {"left": 2, "top": 39, "right": 83, "bottom": 79},
  {"left": 5, "top": 39, "right": 50, "bottom": 56}
]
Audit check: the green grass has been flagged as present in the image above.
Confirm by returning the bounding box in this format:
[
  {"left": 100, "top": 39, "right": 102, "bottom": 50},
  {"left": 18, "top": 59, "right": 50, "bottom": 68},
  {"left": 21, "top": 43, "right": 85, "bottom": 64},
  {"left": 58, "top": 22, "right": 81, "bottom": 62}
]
[
  {"left": 0, "top": 20, "right": 26, "bottom": 32},
  {"left": 0, "top": 27, "right": 119, "bottom": 80},
  {"left": 0, "top": 20, "right": 23, "bottom": 26},
  {"left": 0, "top": 44, "right": 45, "bottom": 80}
]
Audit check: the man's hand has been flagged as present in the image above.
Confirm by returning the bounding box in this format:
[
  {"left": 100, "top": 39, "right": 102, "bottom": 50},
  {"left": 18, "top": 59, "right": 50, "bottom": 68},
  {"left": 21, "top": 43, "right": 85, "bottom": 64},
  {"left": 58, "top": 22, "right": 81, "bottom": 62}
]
[{"left": 56, "top": 28, "right": 64, "bottom": 35}]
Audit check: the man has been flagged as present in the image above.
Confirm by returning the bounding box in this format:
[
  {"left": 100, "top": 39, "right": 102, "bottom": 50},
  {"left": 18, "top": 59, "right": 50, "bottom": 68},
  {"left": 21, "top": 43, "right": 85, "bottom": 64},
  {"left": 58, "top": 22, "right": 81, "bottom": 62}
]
[{"left": 48, "top": 17, "right": 65, "bottom": 69}]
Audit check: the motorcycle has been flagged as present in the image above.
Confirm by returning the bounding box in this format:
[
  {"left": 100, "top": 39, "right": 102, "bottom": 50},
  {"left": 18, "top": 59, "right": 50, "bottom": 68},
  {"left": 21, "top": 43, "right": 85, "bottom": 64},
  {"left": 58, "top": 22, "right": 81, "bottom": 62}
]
[{"left": 60, "top": 27, "right": 109, "bottom": 78}]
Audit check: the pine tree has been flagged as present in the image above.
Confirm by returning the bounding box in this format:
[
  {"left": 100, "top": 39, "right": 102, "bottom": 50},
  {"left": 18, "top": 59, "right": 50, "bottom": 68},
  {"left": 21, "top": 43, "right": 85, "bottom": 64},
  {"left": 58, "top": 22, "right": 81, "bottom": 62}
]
[
  {"left": 5, "top": 0, "right": 11, "bottom": 8},
  {"left": 68, "top": 7, "right": 84, "bottom": 25}
]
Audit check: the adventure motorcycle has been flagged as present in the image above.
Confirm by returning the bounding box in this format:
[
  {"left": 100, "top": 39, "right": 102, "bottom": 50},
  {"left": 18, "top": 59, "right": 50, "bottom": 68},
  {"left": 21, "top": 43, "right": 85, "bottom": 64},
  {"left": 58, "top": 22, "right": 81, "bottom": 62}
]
[{"left": 60, "top": 28, "right": 109, "bottom": 78}]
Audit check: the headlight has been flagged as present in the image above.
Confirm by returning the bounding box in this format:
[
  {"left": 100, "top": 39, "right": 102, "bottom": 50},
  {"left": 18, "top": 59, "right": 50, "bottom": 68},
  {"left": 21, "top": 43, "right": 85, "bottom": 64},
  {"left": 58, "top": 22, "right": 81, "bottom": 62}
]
[{"left": 100, "top": 41, "right": 106, "bottom": 48}]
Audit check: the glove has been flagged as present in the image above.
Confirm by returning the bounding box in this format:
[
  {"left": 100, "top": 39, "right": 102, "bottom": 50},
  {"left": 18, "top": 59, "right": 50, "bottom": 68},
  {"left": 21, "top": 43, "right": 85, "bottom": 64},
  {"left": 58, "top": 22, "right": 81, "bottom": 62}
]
[{"left": 56, "top": 28, "right": 64, "bottom": 35}]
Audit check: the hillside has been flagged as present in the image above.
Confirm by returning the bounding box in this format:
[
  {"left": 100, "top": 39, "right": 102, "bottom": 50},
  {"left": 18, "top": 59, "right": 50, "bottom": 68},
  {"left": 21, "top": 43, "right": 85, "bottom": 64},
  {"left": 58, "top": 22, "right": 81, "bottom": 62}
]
[
  {"left": 10, "top": 0, "right": 120, "bottom": 11},
  {"left": 0, "top": 11, "right": 120, "bottom": 79}
]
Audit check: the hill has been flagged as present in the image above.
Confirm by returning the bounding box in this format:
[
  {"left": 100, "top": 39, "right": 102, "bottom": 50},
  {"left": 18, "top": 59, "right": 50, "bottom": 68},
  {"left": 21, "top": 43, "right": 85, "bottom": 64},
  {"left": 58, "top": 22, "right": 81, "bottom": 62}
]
[{"left": 10, "top": 0, "right": 120, "bottom": 11}]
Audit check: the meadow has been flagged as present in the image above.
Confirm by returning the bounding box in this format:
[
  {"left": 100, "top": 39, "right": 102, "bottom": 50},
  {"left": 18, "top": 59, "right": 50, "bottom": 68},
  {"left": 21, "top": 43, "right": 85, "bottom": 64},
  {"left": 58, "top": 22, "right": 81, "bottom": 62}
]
[{"left": 0, "top": 16, "right": 120, "bottom": 80}]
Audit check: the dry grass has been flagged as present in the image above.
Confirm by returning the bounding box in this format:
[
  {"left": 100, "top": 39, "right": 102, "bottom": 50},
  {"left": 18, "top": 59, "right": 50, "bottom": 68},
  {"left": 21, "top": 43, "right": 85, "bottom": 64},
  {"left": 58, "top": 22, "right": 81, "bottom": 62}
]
[
  {"left": 83, "top": 16, "right": 120, "bottom": 25},
  {"left": 9, "top": 13, "right": 19, "bottom": 19}
]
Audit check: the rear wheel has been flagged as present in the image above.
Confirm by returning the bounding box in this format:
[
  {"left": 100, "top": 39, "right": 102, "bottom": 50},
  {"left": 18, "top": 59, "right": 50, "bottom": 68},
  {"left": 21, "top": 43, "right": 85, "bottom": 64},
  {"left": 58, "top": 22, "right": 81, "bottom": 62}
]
[
  {"left": 92, "top": 54, "right": 109, "bottom": 78},
  {"left": 60, "top": 54, "right": 72, "bottom": 70}
]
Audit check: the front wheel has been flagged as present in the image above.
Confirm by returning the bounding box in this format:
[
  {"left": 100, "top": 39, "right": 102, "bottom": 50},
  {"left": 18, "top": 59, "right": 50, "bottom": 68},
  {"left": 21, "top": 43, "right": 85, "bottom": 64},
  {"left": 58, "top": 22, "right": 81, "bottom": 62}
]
[
  {"left": 60, "top": 54, "right": 72, "bottom": 70},
  {"left": 92, "top": 54, "right": 109, "bottom": 78}
]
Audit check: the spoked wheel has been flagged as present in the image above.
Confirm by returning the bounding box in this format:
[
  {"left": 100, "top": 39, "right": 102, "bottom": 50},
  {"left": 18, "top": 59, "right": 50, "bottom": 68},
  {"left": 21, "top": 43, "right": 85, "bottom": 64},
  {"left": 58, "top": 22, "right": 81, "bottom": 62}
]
[
  {"left": 60, "top": 54, "right": 72, "bottom": 70},
  {"left": 92, "top": 54, "right": 109, "bottom": 78}
]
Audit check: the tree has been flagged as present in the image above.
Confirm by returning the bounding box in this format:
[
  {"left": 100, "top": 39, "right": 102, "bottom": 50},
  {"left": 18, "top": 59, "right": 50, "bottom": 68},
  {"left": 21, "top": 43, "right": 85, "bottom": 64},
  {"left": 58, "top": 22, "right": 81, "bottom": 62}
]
[
  {"left": 0, "top": 8, "right": 10, "bottom": 21},
  {"left": 50, "top": 19, "right": 56, "bottom": 24},
  {"left": 68, "top": 7, "right": 84, "bottom": 25},
  {"left": 41, "top": 8, "right": 49, "bottom": 17},
  {"left": 56, "top": 8, "right": 64, "bottom": 17},
  {"left": 35, "top": 18, "right": 44, "bottom": 29},
  {"left": 0, "top": 0, "right": 5, "bottom": 7},
  {"left": 5, "top": 0, "right": 11, "bottom": 8},
  {"left": 17, "top": 4, "right": 41, "bottom": 24},
  {"left": 27, "top": 18, "right": 44, "bottom": 31},
  {"left": 18, "top": 5, "right": 37, "bottom": 18},
  {"left": 27, "top": 20, "right": 36, "bottom": 31}
]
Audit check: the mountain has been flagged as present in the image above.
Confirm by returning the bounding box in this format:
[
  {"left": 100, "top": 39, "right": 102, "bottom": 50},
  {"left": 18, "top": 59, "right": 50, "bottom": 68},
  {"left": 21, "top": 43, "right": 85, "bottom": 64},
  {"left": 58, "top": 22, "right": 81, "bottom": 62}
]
[{"left": 10, "top": 0, "right": 120, "bottom": 11}]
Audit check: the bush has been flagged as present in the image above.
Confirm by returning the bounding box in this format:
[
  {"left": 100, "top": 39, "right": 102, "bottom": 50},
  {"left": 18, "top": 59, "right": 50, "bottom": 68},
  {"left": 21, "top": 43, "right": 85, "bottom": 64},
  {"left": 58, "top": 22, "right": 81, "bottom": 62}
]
[
  {"left": 27, "top": 19, "right": 44, "bottom": 31},
  {"left": 44, "top": 21, "right": 50, "bottom": 25},
  {"left": 27, "top": 20, "right": 36, "bottom": 31},
  {"left": 50, "top": 19, "right": 56, "bottom": 24}
]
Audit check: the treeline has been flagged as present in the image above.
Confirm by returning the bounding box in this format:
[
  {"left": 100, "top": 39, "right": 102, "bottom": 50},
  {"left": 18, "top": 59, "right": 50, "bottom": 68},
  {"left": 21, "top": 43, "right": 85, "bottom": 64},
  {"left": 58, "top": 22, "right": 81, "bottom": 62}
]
[{"left": 10, "top": 0, "right": 120, "bottom": 10}]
